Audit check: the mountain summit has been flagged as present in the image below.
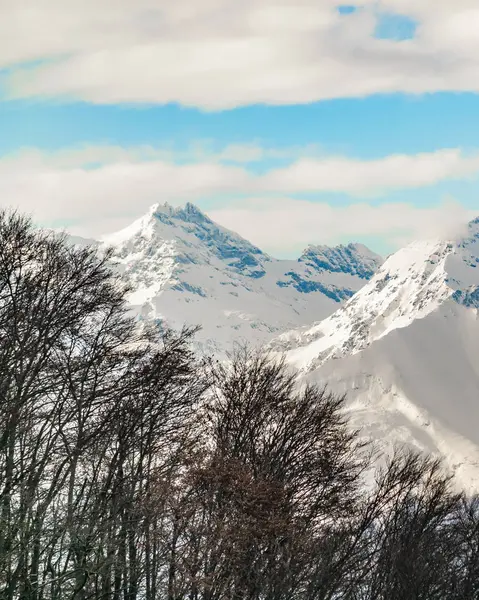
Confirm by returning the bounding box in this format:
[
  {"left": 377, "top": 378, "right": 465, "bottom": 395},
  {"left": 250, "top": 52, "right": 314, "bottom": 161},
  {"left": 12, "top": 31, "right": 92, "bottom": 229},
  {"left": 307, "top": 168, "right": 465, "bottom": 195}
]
[{"left": 101, "top": 202, "right": 382, "bottom": 354}]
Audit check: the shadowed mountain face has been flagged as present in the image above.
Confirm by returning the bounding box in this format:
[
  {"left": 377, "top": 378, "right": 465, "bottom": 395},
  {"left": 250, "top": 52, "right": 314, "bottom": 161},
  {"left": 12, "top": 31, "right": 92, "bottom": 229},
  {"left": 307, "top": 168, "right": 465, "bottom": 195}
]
[{"left": 98, "top": 202, "right": 382, "bottom": 354}]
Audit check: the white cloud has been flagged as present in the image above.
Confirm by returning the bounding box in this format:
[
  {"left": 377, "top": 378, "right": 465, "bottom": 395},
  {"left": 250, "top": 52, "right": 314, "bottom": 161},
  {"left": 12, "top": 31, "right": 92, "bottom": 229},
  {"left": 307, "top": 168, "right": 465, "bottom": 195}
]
[
  {"left": 0, "top": 142, "right": 310, "bottom": 171},
  {"left": 263, "top": 150, "right": 479, "bottom": 195},
  {"left": 0, "top": 144, "right": 478, "bottom": 251},
  {"left": 209, "top": 197, "right": 477, "bottom": 257},
  {"left": 0, "top": 157, "right": 250, "bottom": 229},
  {"left": 4, "top": 144, "right": 479, "bottom": 192},
  {"left": 3, "top": 0, "right": 479, "bottom": 108},
  {"left": 216, "top": 144, "right": 266, "bottom": 163}
]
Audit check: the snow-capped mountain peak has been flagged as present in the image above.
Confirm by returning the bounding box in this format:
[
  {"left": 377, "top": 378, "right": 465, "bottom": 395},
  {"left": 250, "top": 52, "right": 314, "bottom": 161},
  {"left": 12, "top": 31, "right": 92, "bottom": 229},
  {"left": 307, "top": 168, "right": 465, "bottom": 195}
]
[
  {"left": 98, "top": 202, "right": 381, "bottom": 354},
  {"left": 276, "top": 219, "right": 479, "bottom": 372},
  {"left": 300, "top": 242, "right": 384, "bottom": 280},
  {"left": 274, "top": 239, "right": 453, "bottom": 369},
  {"left": 103, "top": 201, "right": 267, "bottom": 278}
]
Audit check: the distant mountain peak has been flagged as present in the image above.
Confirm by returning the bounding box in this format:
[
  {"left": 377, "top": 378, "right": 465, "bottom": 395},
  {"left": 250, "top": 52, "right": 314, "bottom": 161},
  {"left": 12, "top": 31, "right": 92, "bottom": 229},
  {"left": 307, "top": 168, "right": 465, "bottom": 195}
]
[
  {"left": 299, "top": 242, "right": 382, "bottom": 280},
  {"left": 150, "top": 201, "right": 212, "bottom": 226},
  {"left": 92, "top": 202, "right": 382, "bottom": 355},
  {"left": 275, "top": 219, "right": 479, "bottom": 374},
  {"left": 274, "top": 239, "right": 451, "bottom": 368}
]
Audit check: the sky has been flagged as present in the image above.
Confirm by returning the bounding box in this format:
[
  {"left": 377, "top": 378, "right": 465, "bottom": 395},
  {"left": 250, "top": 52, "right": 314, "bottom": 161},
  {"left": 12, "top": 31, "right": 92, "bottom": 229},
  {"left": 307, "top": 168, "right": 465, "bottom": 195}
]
[{"left": 1, "top": 1, "right": 479, "bottom": 257}]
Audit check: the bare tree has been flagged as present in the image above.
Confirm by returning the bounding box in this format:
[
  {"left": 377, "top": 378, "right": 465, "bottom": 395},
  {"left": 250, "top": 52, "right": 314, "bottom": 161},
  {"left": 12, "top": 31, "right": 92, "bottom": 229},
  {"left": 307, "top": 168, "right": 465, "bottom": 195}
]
[
  {"left": 0, "top": 211, "right": 204, "bottom": 600},
  {"left": 163, "top": 348, "right": 367, "bottom": 600}
]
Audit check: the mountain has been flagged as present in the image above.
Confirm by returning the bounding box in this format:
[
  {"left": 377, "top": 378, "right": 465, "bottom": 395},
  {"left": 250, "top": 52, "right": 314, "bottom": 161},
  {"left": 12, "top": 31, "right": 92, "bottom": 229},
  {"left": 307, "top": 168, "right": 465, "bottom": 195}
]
[
  {"left": 272, "top": 218, "right": 479, "bottom": 490},
  {"left": 70, "top": 204, "right": 479, "bottom": 487},
  {"left": 100, "top": 202, "right": 382, "bottom": 354}
]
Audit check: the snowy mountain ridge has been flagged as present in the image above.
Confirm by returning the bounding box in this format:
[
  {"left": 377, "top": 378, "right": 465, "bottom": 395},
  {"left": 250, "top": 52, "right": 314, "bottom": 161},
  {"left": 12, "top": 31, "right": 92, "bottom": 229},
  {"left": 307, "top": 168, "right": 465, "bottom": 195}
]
[
  {"left": 98, "top": 202, "right": 382, "bottom": 354},
  {"left": 274, "top": 239, "right": 455, "bottom": 370},
  {"left": 270, "top": 217, "right": 479, "bottom": 491},
  {"left": 274, "top": 218, "right": 479, "bottom": 371}
]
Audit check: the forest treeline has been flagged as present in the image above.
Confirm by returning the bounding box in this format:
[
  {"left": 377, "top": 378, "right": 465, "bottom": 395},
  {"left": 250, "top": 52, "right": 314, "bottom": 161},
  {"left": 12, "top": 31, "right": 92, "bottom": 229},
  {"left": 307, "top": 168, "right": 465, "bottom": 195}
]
[{"left": 0, "top": 210, "right": 478, "bottom": 600}]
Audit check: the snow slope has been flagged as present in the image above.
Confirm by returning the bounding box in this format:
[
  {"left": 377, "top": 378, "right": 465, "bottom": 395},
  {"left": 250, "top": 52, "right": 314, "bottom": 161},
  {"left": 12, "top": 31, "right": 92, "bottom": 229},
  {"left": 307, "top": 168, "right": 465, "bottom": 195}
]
[
  {"left": 273, "top": 218, "right": 479, "bottom": 490},
  {"left": 100, "top": 202, "right": 382, "bottom": 354}
]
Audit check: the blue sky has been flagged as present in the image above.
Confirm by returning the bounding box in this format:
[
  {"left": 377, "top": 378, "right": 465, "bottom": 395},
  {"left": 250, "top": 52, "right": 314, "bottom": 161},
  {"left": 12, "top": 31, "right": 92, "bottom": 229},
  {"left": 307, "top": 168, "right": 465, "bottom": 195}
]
[{"left": 1, "top": 1, "right": 479, "bottom": 257}]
